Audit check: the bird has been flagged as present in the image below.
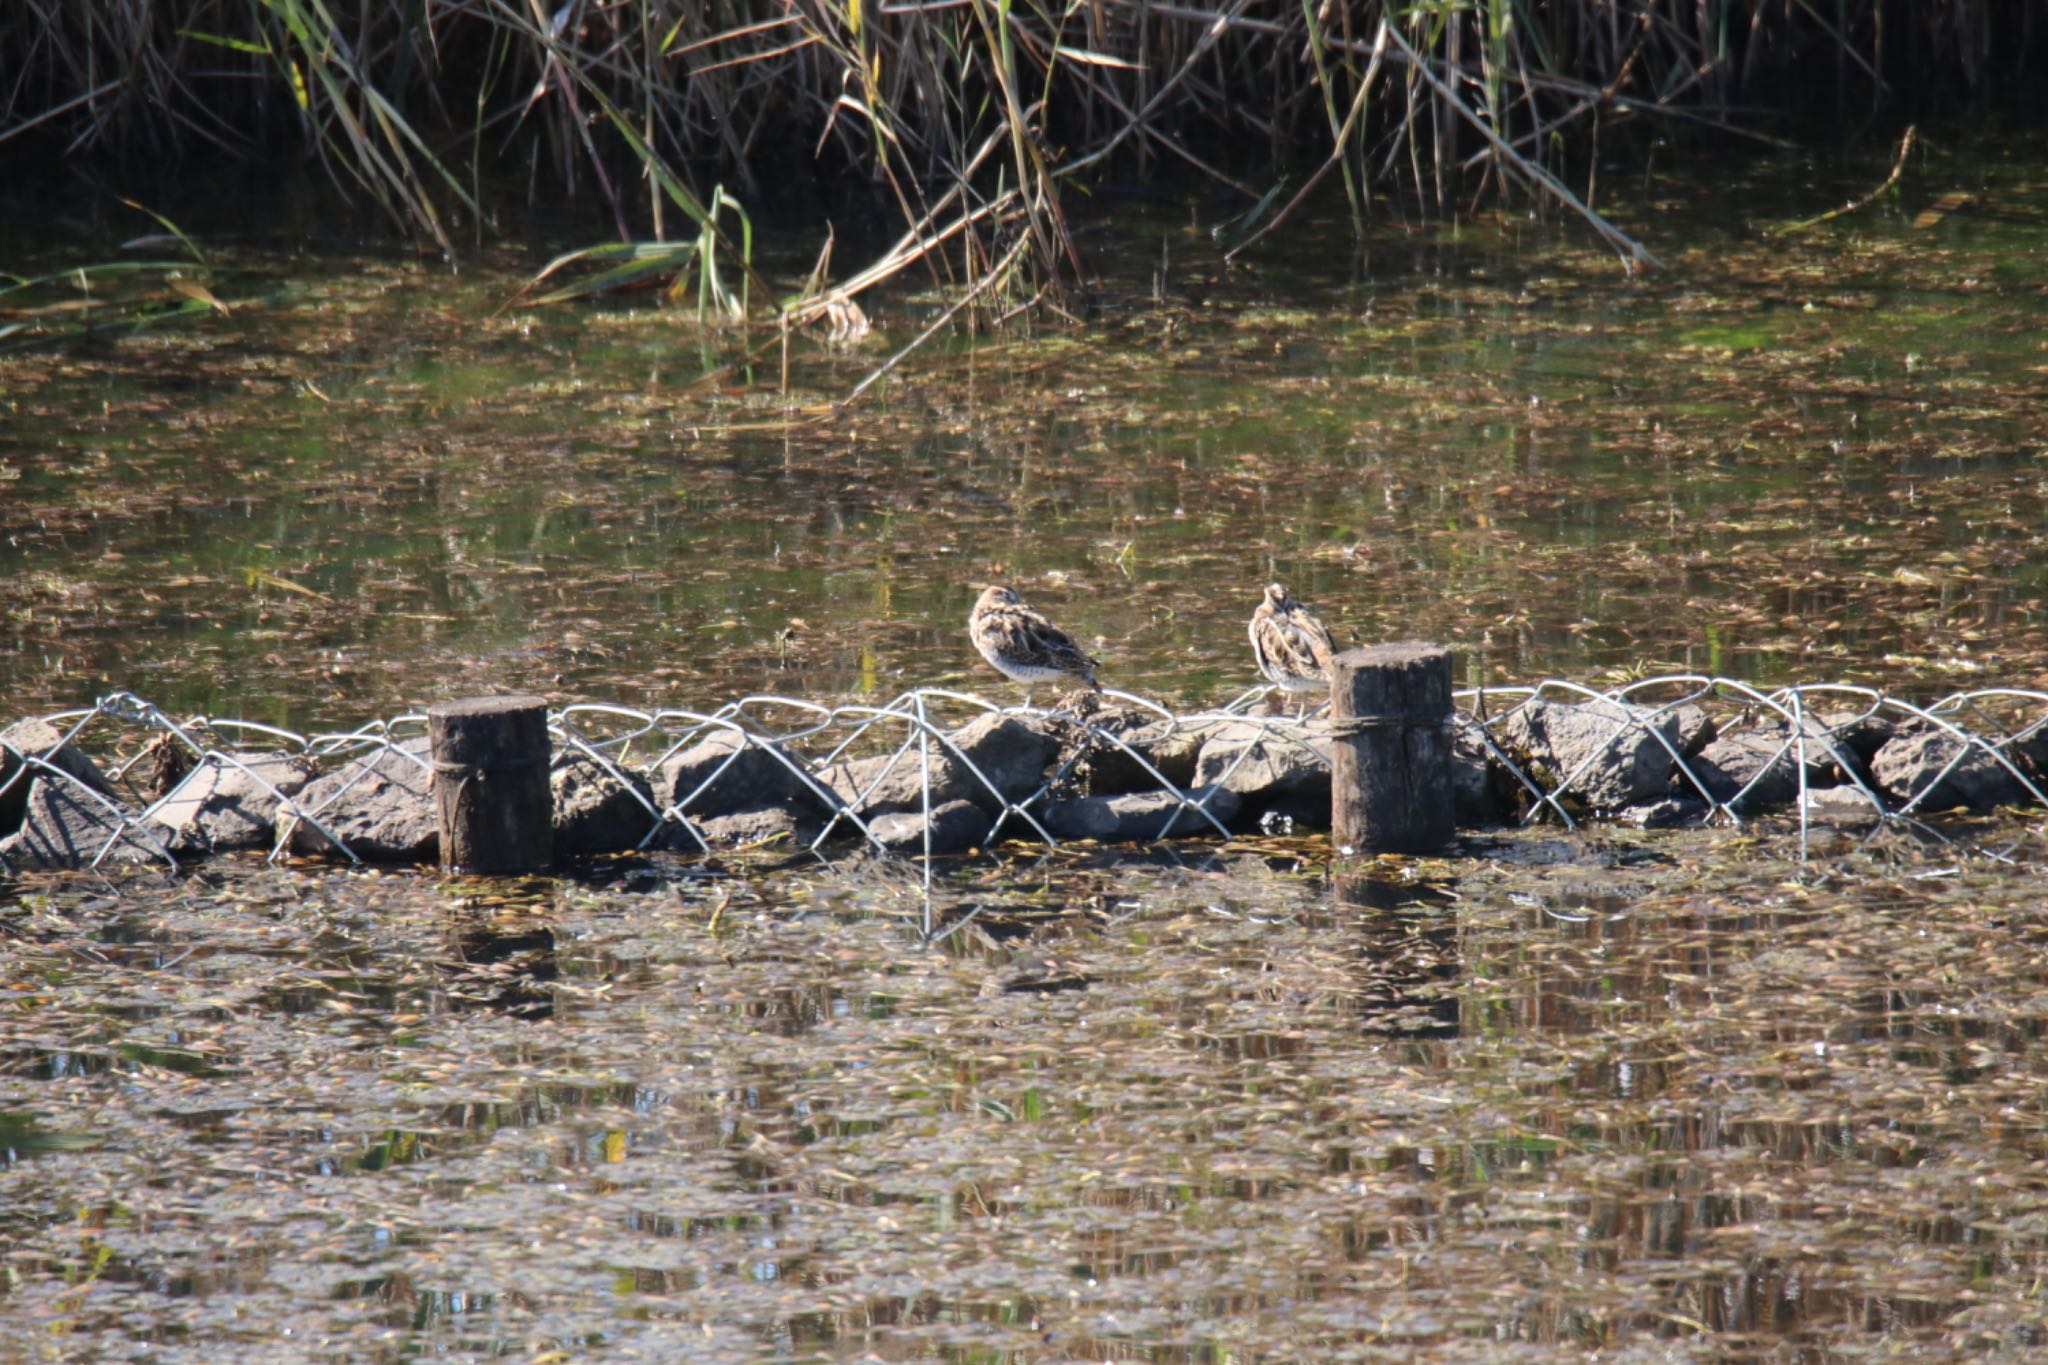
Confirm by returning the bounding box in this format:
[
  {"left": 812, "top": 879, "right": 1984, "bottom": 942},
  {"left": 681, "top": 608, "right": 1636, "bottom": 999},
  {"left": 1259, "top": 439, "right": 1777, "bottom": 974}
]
[
  {"left": 968, "top": 585, "right": 1100, "bottom": 708},
  {"left": 1248, "top": 581, "right": 1334, "bottom": 718}
]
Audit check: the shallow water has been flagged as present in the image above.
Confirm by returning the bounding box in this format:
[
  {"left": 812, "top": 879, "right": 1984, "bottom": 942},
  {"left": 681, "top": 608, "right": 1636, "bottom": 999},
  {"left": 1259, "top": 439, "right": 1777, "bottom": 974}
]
[
  {"left": 4, "top": 823, "right": 2048, "bottom": 1360},
  {"left": 4, "top": 142, "right": 2048, "bottom": 1360},
  {"left": 4, "top": 146, "right": 2047, "bottom": 728}
]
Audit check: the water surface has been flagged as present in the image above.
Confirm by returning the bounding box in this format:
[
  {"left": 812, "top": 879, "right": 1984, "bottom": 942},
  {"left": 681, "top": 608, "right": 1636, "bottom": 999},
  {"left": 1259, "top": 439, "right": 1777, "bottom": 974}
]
[
  {"left": 3, "top": 146, "right": 2045, "bottom": 728},
  {"left": 3, "top": 142, "right": 2048, "bottom": 1361},
  {"left": 2, "top": 825, "right": 2046, "bottom": 1360}
]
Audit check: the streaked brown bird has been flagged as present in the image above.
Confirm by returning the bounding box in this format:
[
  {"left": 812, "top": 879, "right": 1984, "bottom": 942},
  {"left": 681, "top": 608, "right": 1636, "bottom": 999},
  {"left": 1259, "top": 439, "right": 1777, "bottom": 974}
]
[
  {"left": 1248, "top": 581, "right": 1335, "bottom": 717},
  {"left": 968, "top": 585, "right": 1100, "bottom": 707}
]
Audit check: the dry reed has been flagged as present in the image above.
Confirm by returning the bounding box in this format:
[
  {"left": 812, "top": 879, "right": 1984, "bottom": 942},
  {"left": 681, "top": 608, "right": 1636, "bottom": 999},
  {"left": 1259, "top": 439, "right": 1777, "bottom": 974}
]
[{"left": 1, "top": 3, "right": 2036, "bottom": 309}]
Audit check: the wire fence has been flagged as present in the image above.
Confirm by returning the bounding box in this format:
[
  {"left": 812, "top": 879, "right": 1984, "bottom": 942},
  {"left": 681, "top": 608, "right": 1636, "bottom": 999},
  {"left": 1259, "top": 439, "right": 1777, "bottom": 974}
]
[{"left": 3, "top": 675, "right": 2046, "bottom": 875}]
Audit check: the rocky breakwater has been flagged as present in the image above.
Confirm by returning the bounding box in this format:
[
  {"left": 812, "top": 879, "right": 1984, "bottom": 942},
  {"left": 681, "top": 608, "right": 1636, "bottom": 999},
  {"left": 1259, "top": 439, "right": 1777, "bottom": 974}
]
[{"left": 5, "top": 696, "right": 2043, "bottom": 871}]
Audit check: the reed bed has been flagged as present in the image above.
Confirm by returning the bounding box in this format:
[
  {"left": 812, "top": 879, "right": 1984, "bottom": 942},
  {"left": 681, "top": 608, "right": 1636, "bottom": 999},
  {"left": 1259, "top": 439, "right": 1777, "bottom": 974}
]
[{"left": 2, "top": 2, "right": 2038, "bottom": 310}]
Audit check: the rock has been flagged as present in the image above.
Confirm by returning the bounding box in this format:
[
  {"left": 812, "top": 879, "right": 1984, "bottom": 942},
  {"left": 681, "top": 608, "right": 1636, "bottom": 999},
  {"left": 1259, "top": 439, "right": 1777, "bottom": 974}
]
[
  {"left": 1075, "top": 715, "right": 1210, "bottom": 796},
  {"left": 1496, "top": 699, "right": 1679, "bottom": 811},
  {"left": 1041, "top": 785, "right": 1240, "bottom": 843},
  {"left": 1452, "top": 726, "right": 1517, "bottom": 828},
  {"left": 1619, "top": 796, "right": 1708, "bottom": 829},
  {"left": 1665, "top": 703, "right": 1718, "bottom": 757},
  {"left": 1, "top": 718, "right": 117, "bottom": 836},
  {"left": 1818, "top": 709, "right": 1895, "bottom": 766},
  {"left": 941, "top": 712, "right": 1064, "bottom": 809},
  {"left": 1185, "top": 717, "right": 1509, "bottom": 831},
  {"left": 1192, "top": 719, "right": 1332, "bottom": 801},
  {"left": 149, "top": 752, "right": 316, "bottom": 855},
  {"left": 288, "top": 736, "right": 438, "bottom": 862},
  {"left": 1686, "top": 724, "right": 1851, "bottom": 812},
  {"left": 1871, "top": 728, "right": 2036, "bottom": 812},
  {"left": 666, "top": 804, "right": 806, "bottom": 850},
  {"left": 1799, "top": 785, "right": 1886, "bottom": 827},
  {"left": 553, "top": 749, "right": 658, "bottom": 857},
  {"left": 867, "top": 799, "right": 987, "bottom": 855},
  {"left": 819, "top": 713, "right": 1060, "bottom": 817},
  {"left": 2017, "top": 725, "right": 2048, "bottom": 780},
  {"left": 0, "top": 776, "right": 171, "bottom": 870},
  {"left": 0, "top": 744, "right": 17, "bottom": 837},
  {"left": 657, "top": 729, "right": 815, "bottom": 820}
]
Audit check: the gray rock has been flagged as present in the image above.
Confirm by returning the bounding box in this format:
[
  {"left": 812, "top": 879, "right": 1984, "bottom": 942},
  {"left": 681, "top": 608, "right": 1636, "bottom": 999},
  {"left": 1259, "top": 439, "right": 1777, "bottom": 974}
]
[
  {"left": 867, "top": 799, "right": 987, "bottom": 855},
  {"left": 1872, "top": 729, "right": 2037, "bottom": 812},
  {"left": 1186, "top": 718, "right": 1506, "bottom": 830},
  {"left": 1666, "top": 703, "right": 1718, "bottom": 757},
  {"left": 1041, "top": 785, "right": 1241, "bottom": 843},
  {"left": 1076, "top": 715, "right": 1210, "bottom": 796},
  {"left": 553, "top": 749, "right": 658, "bottom": 857},
  {"left": 2017, "top": 730, "right": 2048, "bottom": 786},
  {"left": 1686, "top": 724, "right": 1852, "bottom": 811},
  {"left": 149, "top": 752, "right": 316, "bottom": 855},
  {"left": 1619, "top": 796, "right": 1708, "bottom": 829},
  {"left": 1452, "top": 726, "right": 1516, "bottom": 828},
  {"left": 819, "top": 712, "right": 1060, "bottom": 817},
  {"left": 1801, "top": 714, "right": 1877, "bottom": 776},
  {"left": 1, "top": 718, "right": 117, "bottom": 836},
  {"left": 667, "top": 804, "right": 806, "bottom": 850},
  {"left": 1192, "top": 720, "right": 1332, "bottom": 800},
  {"left": 1799, "top": 785, "right": 1887, "bottom": 827},
  {"left": 0, "top": 776, "right": 172, "bottom": 870},
  {"left": 0, "top": 743, "right": 18, "bottom": 837},
  {"left": 1496, "top": 699, "right": 1679, "bottom": 811},
  {"left": 945, "top": 712, "right": 1063, "bottom": 807},
  {"left": 1819, "top": 709, "right": 1895, "bottom": 766},
  {"left": 657, "top": 729, "right": 815, "bottom": 820},
  {"left": 289, "top": 736, "right": 438, "bottom": 862}
]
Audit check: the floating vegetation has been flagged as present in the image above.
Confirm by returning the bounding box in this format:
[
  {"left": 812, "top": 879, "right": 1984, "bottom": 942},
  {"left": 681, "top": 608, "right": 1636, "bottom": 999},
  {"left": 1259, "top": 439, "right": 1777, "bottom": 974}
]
[
  {"left": 0, "top": 201, "right": 225, "bottom": 350},
  {"left": 4, "top": 150, "right": 2047, "bottom": 727},
  {"left": 3, "top": 815, "right": 2047, "bottom": 1356},
  {"left": 1, "top": 113, "right": 2045, "bottom": 1361}
]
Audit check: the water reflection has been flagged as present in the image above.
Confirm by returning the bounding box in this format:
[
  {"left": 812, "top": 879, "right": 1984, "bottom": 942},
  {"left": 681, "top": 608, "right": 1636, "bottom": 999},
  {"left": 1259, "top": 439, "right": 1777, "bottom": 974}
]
[
  {"left": 1333, "top": 870, "right": 1461, "bottom": 1040},
  {"left": 7, "top": 160, "right": 2048, "bottom": 724},
  {"left": 447, "top": 921, "right": 557, "bottom": 1020},
  {"left": 0, "top": 822, "right": 2039, "bottom": 1361}
]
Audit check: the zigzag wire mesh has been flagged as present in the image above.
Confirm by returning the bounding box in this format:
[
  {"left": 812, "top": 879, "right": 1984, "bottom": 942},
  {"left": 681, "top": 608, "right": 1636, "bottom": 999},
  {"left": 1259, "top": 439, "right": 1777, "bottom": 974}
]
[{"left": 3, "top": 676, "right": 2046, "bottom": 875}]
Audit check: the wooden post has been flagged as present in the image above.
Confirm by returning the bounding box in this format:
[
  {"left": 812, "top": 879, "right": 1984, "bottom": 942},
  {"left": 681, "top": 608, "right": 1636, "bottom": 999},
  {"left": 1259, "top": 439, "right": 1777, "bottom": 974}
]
[
  {"left": 428, "top": 695, "right": 553, "bottom": 874},
  {"left": 1329, "top": 643, "right": 1454, "bottom": 854}
]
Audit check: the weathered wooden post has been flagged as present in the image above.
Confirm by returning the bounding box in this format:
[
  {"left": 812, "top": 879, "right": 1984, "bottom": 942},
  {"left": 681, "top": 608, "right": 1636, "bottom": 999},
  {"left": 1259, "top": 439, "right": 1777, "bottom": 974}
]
[
  {"left": 1329, "top": 643, "right": 1455, "bottom": 854},
  {"left": 1332, "top": 869, "right": 1462, "bottom": 1035},
  {"left": 428, "top": 695, "right": 553, "bottom": 874}
]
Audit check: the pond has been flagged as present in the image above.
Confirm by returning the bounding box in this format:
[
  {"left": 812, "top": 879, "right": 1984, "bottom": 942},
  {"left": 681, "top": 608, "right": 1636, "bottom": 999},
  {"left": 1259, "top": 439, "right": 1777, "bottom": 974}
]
[
  {"left": 4, "top": 146, "right": 2045, "bottom": 727},
  {"left": 3, "top": 142, "right": 2048, "bottom": 1359},
  {"left": 4, "top": 826, "right": 2048, "bottom": 1359}
]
